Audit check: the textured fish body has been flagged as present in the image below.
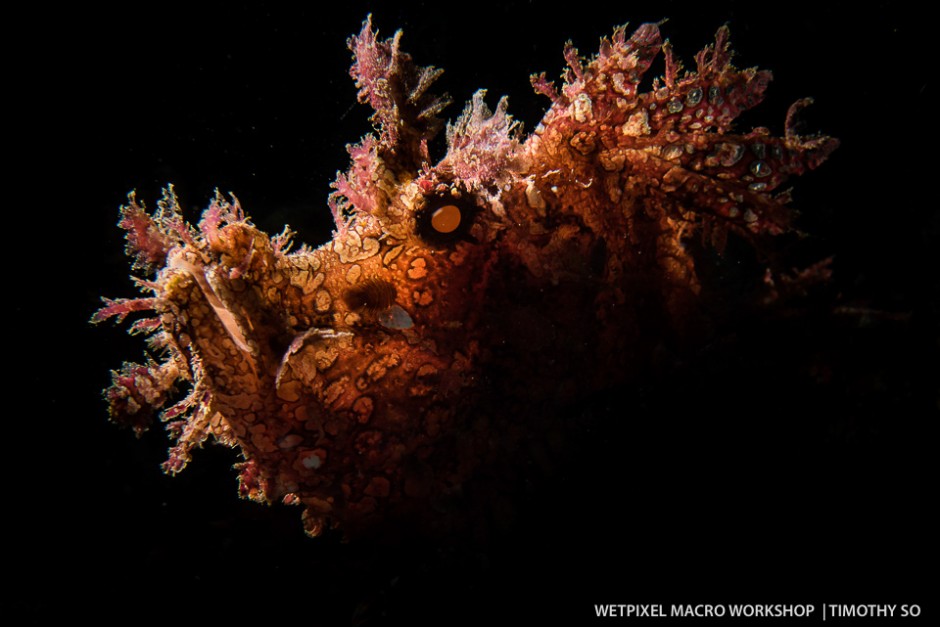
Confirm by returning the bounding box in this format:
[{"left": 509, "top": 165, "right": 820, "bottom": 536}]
[{"left": 94, "top": 17, "right": 836, "bottom": 537}]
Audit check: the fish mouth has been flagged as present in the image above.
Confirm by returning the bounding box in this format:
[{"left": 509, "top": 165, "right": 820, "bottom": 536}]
[{"left": 166, "top": 250, "right": 257, "bottom": 357}]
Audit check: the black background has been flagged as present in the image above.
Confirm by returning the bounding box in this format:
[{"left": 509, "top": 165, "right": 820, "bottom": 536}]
[{"left": 9, "top": 1, "right": 936, "bottom": 624}]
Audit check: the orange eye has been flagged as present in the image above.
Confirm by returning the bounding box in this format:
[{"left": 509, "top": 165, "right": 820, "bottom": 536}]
[
  {"left": 415, "top": 191, "right": 478, "bottom": 247},
  {"left": 431, "top": 204, "right": 461, "bottom": 234}
]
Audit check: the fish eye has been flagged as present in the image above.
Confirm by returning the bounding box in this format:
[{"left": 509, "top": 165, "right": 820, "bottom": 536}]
[
  {"left": 430, "top": 204, "right": 462, "bottom": 234},
  {"left": 415, "top": 193, "right": 478, "bottom": 246}
]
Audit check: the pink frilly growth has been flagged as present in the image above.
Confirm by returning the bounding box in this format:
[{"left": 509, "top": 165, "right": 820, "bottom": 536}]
[
  {"left": 531, "top": 22, "right": 838, "bottom": 242},
  {"left": 347, "top": 15, "right": 451, "bottom": 168},
  {"left": 99, "top": 361, "right": 181, "bottom": 436},
  {"left": 93, "top": 188, "right": 252, "bottom": 469},
  {"left": 329, "top": 135, "right": 383, "bottom": 231},
  {"left": 90, "top": 296, "right": 158, "bottom": 326},
  {"left": 440, "top": 90, "right": 521, "bottom": 192},
  {"left": 198, "top": 191, "right": 245, "bottom": 250},
  {"left": 330, "top": 16, "right": 454, "bottom": 231},
  {"left": 334, "top": 17, "right": 523, "bottom": 225},
  {"left": 93, "top": 190, "right": 185, "bottom": 434},
  {"left": 235, "top": 458, "right": 270, "bottom": 503},
  {"left": 116, "top": 191, "right": 176, "bottom": 273}
]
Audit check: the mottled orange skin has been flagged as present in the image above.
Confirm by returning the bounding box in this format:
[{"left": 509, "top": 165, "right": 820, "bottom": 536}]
[{"left": 95, "top": 18, "right": 835, "bottom": 537}]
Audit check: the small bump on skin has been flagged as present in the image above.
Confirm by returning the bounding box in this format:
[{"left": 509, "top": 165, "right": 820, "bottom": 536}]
[
  {"left": 573, "top": 93, "right": 593, "bottom": 122},
  {"left": 306, "top": 272, "right": 325, "bottom": 294},
  {"left": 750, "top": 161, "right": 772, "bottom": 177},
  {"left": 413, "top": 289, "right": 434, "bottom": 306},
  {"left": 279, "top": 434, "right": 304, "bottom": 449},
  {"left": 407, "top": 258, "right": 428, "bottom": 280},
  {"left": 383, "top": 245, "right": 404, "bottom": 266},
  {"left": 315, "top": 289, "right": 332, "bottom": 312},
  {"left": 662, "top": 145, "right": 684, "bottom": 161},
  {"left": 300, "top": 450, "right": 322, "bottom": 470},
  {"left": 708, "top": 85, "right": 722, "bottom": 104},
  {"left": 719, "top": 143, "right": 745, "bottom": 167},
  {"left": 525, "top": 178, "right": 547, "bottom": 211},
  {"left": 352, "top": 396, "right": 374, "bottom": 423},
  {"left": 622, "top": 109, "right": 651, "bottom": 137},
  {"left": 323, "top": 378, "right": 347, "bottom": 406}
]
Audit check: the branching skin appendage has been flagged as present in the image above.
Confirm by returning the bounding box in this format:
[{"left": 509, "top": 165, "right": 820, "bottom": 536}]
[{"left": 93, "top": 17, "right": 836, "bottom": 538}]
